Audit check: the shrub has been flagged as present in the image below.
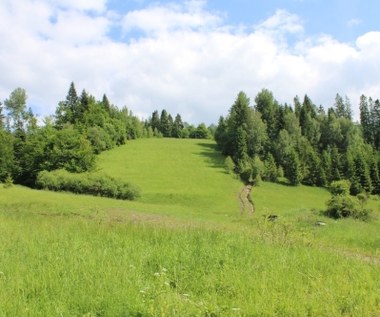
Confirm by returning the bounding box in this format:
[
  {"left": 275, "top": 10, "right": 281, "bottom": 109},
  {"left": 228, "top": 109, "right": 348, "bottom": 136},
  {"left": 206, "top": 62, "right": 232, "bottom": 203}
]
[
  {"left": 324, "top": 193, "right": 372, "bottom": 220},
  {"left": 329, "top": 180, "right": 351, "bottom": 196},
  {"left": 36, "top": 169, "right": 140, "bottom": 201},
  {"left": 3, "top": 174, "right": 13, "bottom": 188}
]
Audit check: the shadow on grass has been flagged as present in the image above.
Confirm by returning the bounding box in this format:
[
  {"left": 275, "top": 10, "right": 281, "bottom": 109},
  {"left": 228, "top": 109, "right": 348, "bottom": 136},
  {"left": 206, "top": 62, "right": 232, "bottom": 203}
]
[{"left": 195, "top": 142, "right": 228, "bottom": 172}]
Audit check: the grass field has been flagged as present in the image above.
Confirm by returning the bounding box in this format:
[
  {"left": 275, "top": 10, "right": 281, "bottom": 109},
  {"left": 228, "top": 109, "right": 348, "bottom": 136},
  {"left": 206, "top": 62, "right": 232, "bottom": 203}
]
[{"left": 0, "top": 138, "right": 379, "bottom": 316}]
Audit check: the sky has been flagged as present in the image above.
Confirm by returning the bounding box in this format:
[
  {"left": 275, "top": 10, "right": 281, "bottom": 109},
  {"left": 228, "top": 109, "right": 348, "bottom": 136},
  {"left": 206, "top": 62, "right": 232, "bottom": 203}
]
[{"left": 0, "top": 0, "right": 380, "bottom": 124}]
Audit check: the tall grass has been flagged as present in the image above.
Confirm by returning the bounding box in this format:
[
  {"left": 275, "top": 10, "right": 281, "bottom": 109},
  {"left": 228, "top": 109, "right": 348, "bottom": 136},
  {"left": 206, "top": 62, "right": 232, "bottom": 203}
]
[
  {"left": 0, "top": 209, "right": 379, "bottom": 316},
  {"left": 1, "top": 138, "right": 379, "bottom": 316}
]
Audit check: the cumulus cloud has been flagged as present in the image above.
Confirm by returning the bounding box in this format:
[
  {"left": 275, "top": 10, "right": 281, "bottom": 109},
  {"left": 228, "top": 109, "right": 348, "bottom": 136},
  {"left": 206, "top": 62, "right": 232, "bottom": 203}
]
[
  {"left": 0, "top": 0, "right": 379, "bottom": 124},
  {"left": 122, "top": 0, "right": 221, "bottom": 35}
]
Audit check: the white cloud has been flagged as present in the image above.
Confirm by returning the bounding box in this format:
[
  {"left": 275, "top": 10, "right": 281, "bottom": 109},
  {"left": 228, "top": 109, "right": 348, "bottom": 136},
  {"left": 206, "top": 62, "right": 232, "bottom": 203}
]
[
  {"left": 0, "top": 1, "right": 380, "bottom": 124},
  {"left": 256, "top": 9, "right": 304, "bottom": 35},
  {"left": 122, "top": 0, "right": 221, "bottom": 35}
]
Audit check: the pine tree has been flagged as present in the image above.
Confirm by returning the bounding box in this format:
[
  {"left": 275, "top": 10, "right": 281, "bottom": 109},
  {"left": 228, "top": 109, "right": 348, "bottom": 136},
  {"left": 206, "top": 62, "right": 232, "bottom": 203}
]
[
  {"left": 255, "top": 89, "right": 279, "bottom": 140},
  {"left": 160, "top": 109, "right": 172, "bottom": 137},
  {"left": 102, "top": 94, "right": 111, "bottom": 114},
  {"left": 330, "top": 146, "right": 342, "bottom": 181},
  {"left": 359, "top": 94, "right": 372, "bottom": 145},
  {"left": 150, "top": 110, "right": 160, "bottom": 133},
  {"left": 284, "top": 149, "right": 302, "bottom": 185},
  {"left": 55, "top": 82, "right": 79, "bottom": 127},
  {"left": 172, "top": 114, "right": 184, "bottom": 138},
  {"left": 369, "top": 153, "right": 380, "bottom": 194},
  {"left": 353, "top": 154, "right": 372, "bottom": 193},
  {"left": 372, "top": 99, "right": 380, "bottom": 150},
  {"left": 0, "top": 101, "right": 5, "bottom": 130},
  {"left": 263, "top": 153, "right": 278, "bottom": 182},
  {"left": 234, "top": 126, "right": 249, "bottom": 174},
  {"left": 344, "top": 96, "right": 352, "bottom": 120},
  {"left": 229, "top": 91, "right": 251, "bottom": 130},
  {"left": 334, "top": 93, "right": 345, "bottom": 118}
]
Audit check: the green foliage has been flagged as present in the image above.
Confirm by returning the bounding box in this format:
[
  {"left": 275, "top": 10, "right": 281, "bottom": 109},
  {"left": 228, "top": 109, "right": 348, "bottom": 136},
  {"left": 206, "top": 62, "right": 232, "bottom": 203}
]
[
  {"left": 325, "top": 194, "right": 371, "bottom": 220},
  {"left": 3, "top": 174, "right": 13, "bottom": 188},
  {"left": 224, "top": 156, "right": 235, "bottom": 175},
  {"left": 190, "top": 123, "right": 210, "bottom": 139},
  {"left": 50, "top": 127, "right": 96, "bottom": 173},
  {"left": 0, "top": 130, "right": 14, "bottom": 181},
  {"left": 283, "top": 149, "right": 302, "bottom": 185},
  {"left": 36, "top": 169, "right": 140, "bottom": 200},
  {"left": 263, "top": 153, "right": 278, "bottom": 182},
  {"left": 4, "top": 87, "right": 28, "bottom": 130},
  {"left": 329, "top": 180, "right": 351, "bottom": 196},
  {"left": 216, "top": 90, "right": 379, "bottom": 194},
  {"left": 326, "top": 180, "right": 372, "bottom": 220}
]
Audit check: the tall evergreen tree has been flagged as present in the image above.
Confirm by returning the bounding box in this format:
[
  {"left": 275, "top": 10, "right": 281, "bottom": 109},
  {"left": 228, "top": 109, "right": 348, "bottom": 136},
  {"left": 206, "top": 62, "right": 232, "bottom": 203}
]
[
  {"left": 172, "top": 114, "right": 184, "bottom": 138},
  {"left": 372, "top": 99, "right": 380, "bottom": 150},
  {"left": 284, "top": 149, "right": 302, "bottom": 185},
  {"left": 334, "top": 93, "right": 345, "bottom": 118},
  {"left": 0, "top": 129, "right": 14, "bottom": 181},
  {"left": 359, "top": 94, "right": 372, "bottom": 145},
  {"left": 369, "top": 153, "right": 380, "bottom": 194},
  {"left": 255, "top": 89, "right": 279, "bottom": 140},
  {"left": 150, "top": 110, "right": 160, "bottom": 133},
  {"left": 0, "top": 101, "right": 5, "bottom": 130},
  {"left": 102, "top": 94, "right": 111, "bottom": 114},
  {"left": 234, "top": 126, "right": 249, "bottom": 173},
  {"left": 55, "top": 82, "right": 79, "bottom": 127},
  {"left": 160, "top": 109, "right": 172, "bottom": 137},
  {"left": 353, "top": 154, "right": 372, "bottom": 193}
]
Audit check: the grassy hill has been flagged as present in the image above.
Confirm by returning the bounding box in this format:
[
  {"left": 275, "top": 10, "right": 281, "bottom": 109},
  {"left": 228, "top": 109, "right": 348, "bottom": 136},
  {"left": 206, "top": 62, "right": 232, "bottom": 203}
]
[{"left": 1, "top": 138, "right": 380, "bottom": 316}]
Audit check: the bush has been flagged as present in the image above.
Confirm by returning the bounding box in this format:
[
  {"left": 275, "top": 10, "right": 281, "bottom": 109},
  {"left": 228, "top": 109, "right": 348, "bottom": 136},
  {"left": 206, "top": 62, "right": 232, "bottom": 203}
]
[
  {"left": 329, "top": 180, "right": 351, "bottom": 196},
  {"left": 324, "top": 194, "right": 371, "bottom": 220},
  {"left": 224, "top": 156, "right": 235, "bottom": 175},
  {"left": 3, "top": 174, "right": 13, "bottom": 188},
  {"left": 36, "top": 169, "right": 140, "bottom": 201}
]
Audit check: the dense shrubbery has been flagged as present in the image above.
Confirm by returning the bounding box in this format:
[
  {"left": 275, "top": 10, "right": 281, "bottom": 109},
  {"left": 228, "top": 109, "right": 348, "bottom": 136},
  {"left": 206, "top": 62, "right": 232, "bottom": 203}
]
[
  {"left": 324, "top": 180, "right": 372, "bottom": 220},
  {"left": 36, "top": 169, "right": 140, "bottom": 200}
]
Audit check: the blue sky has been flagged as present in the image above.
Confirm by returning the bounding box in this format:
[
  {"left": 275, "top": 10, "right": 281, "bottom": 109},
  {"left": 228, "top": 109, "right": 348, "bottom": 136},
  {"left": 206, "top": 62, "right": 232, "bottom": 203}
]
[
  {"left": 0, "top": 0, "right": 379, "bottom": 124},
  {"left": 106, "top": 0, "right": 379, "bottom": 42}
]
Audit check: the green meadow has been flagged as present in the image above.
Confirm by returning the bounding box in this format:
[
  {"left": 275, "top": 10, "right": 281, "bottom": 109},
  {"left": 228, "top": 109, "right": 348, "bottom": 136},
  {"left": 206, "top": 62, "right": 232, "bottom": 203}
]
[{"left": 1, "top": 138, "right": 379, "bottom": 316}]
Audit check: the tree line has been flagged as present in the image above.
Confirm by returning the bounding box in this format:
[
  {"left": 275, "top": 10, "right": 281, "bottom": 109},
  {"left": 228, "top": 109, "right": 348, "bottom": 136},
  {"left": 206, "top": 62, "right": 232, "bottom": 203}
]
[
  {"left": 0, "top": 82, "right": 213, "bottom": 187},
  {"left": 1, "top": 83, "right": 379, "bottom": 196},
  {"left": 215, "top": 90, "right": 380, "bottom": 195}
]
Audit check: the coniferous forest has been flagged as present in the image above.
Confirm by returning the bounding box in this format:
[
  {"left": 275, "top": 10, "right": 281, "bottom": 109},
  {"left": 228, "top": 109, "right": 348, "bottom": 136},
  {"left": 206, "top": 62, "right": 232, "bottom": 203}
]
[
  {"left": 215, "top": 90, "right": 380, "bottom": 196},
  {"left": 0, "top": 83, "right": 379, "bottom": 197}
]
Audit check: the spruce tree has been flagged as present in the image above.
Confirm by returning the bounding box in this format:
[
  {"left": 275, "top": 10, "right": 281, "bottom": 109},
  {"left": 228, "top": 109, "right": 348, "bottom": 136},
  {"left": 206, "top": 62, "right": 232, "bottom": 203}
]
[
  {"left": 284, "top": 149, "right": 301, "bottom": 185},
  {"left": 0, "top": 101, "right": 4, "bottom": 130},
  {"left": 353, "top": 154, "right": 372, "bottom": 193},
  {"left": 150, "top": 110, "right": 160, "bottom": 133},
  {"left": 359, "top": 94, "right": 372, "bottom": 145},
  {"left": 172, "top": 114, "right": 184, "bottom": 138},
  {"left": 369, "top": 153, "right": 380, "bottom": 194},
  {"left": 160, "top": 109, "right": 172, "bottom": 137},
  {"left": 372, "top": 99, "right": 380, "bottom": 150}
]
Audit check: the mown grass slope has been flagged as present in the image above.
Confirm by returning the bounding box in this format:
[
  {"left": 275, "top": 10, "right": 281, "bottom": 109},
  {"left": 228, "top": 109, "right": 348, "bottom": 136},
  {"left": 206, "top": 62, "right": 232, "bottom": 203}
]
[
  {"left": 96, "top": 138, "right": 243, "bottom": 219},
  {"left": 1, "top": 138, "right": 379, "bottom": 316}
]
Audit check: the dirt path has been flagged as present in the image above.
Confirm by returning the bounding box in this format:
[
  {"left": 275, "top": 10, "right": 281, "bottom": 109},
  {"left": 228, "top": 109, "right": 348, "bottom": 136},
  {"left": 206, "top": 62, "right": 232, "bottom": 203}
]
[{"left": 239, "top": 184, "right": 255, "bottom": 217}]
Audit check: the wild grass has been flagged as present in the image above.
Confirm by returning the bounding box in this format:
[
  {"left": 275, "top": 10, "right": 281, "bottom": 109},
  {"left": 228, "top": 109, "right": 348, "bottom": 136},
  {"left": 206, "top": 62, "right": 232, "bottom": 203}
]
[
  {"left": 0, "top": 138, "right": 379, "bottom": 316},
  {"left": 0, "top": 208, "right": 379, "bottom": 316}
]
